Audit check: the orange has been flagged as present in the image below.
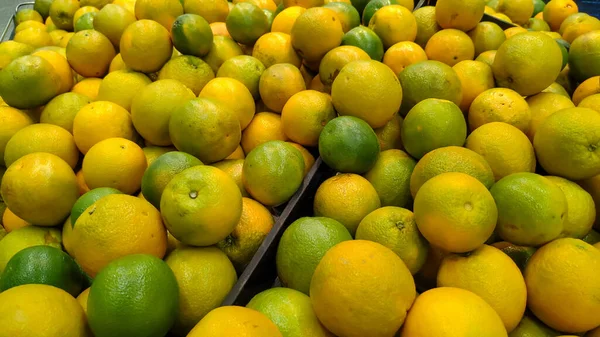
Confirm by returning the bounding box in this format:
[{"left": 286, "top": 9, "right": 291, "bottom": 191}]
[
  {"left": 183, "top": 0, "right": 230, "bottom": 23},
  {"left": 572, "top": 76, "right": 600, "bottom": 105},
  {"left": 252, "top": 32, "right": 301, "bottom": 68},
  {"left": 96, "top": 70, "right": 152, "bottom": 111},
  {"left": 495, "top": 0, "right": 534, "bottom": 25},
  {"left": 69, "top": 194, "right": 166, "bottom": 277},
  {"left": 382, "top": 41, "right": 427, "bottom": 77},
  {"left": 568, "top": 30, "right": 600, "bottom": 82},
  {"left": 215, "top": 55, "right": 265, "bottom": 99},
  {"left": 318, "top": 45, "right": 371, "bottom": 86},
  {"left": 241, "top": 112, "right": 288, "bottom": 154},
  {"left": 281, "top": 90, "right": 336, "bottom": 146},
  {"left": 73, "top": 6, "right": 99, "bottom": 25},
  {"left": 202, "top": 36, "right": 244, "bottom": 74},
  {"left": 135, "top": 0, "right": 183, "bottom": 30},
  {"left": 579, "top": 94, "right": 600, "bottom": 112},
  {"left": 31, "top": 49, "right": 72, "bottom": 95},
  {"left": 120, "top": 20, "right": 172, "bottom": 73},
  {"left": 108, "top": 53, "right": 128, "bottom": 72},
  {"left": 15, "top": 9, "right": 44, "bottom": 25},
  {"left": 310, "top": 240, "right": 416, "bottom": 337},
  {"left": 259, "top": 63, "right": 306, "bottom": 112},
  {"left": 2, "top": 208, "right": 31, "bottom": 233},
  {"left": 468, "top": 88, "right": 531, "bottom": 133},
  {"left": 76, "top": 169, "right": 90, "bottom": 195},
  {"left": 435, "top": 0, "right": 485, "bottom": 32},
  {"left": 0, "top": 41, "right": 35, "bottom": 71},
  {"left": 171, "top": 14, "right": 213, "bottom": 58},
  {"left": 225, "top": 145, "right": 245, "bottom": 160},
  {"left": 209, "top": 22, "right": 230, "bottom": 37},
  {"left": 159, "top": 56, "right": 215, "bottom": 95},
  {"left": 414, "top": 172, "right": 497, "bottom": 253},
  {"left": 211, "top": 159, "right": 248, "bottom": 197},
  {"left": 283, "top": 0, "right": 323, "bottom": 9},
  {"left": 368, "top": 5, "right": 417, "bottom": 49},
  {"left": 70, "top": 78, "right": 102, "bottom": 100},
  {"left": 425, "top": 29, "right": 475, "bottom": 67},
  {"left": 287, "top": 142, "right": 315, "bottom": 176},
  {"left": 466, "top": 122, "right": 536, "bottom": 181},
  {"left": 546, "top": 176, "right": 595, "bottom": 239},
  {"left": 290, "top": 7, "right": 344, "bottom": 62},
  {"left": 199, "top": 77, "right": 256, "bottom": 130},
  {"left": 66, "top": 29, "right": 116, "bottom": 78},
  {"left": 543, "top": 0, "right": 579, "bottom": 32},
  {"left": 413, "top": 6, "right": 441, "bottom": 48},
  {"left": 82, "top": 138, "right": 147, "bottom": 194},
  {"left": 187, "top": 306, "right": 282, "bottom": 337},
  {"left": 561, "top": 15, "right": 600, "bottom": 44},
  {"left": 453, "top": 60, "right": 495, "bottom": 112},
  {"left": 374, "top": 114, "right": 403, "bottom": 151},
  {"left": 93, "top": 4, "right": 137, "bottom": 48},
  {"left": 271, "top": 6, "right": 306, "bottom": 35},
  {"left": 40, "top": 92, "right": 90, "bottom": 133},
  {"left": 468, "top": 21, "right": 506, "bottom": 56},
  {"left": 331, "top": 60, "right": 402, "bottom": 128},
  {"left": 504, "top": 26, "right": 527, "bottom": 39},
  {"left": 526, "top": 92, "right": 576, "bottom": 141},
  {"left": 226, "top": 2, "right": 270, "bottom": 46},
  {"left": 49, "top": 0, "right": 80, "bottom": 30},
  {"left": 13, "top": 28, "right": 53, "bottom": 48},
  {"left": 323, "top": 2, "right": 360, "bottom": 33}
]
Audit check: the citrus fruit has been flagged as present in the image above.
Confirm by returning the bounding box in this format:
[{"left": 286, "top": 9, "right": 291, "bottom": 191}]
[
  {"left": 242, "top": 140, "right": 304, "bottom": 205},
  {"left": 49, "top": 0, "right": 80, "bottom": 30},
  {"left": 80, "top": 0, "right": 112, "bottom": 8},
  {"left": 510, "top": 315, "right": 561, "bottom": 337},
  {"left": 199, "top": 77, "right": 255, "bottom": 130},
  {"left": 15, "top": 9, "right": 44, "bottom": 25},
  {"left": 74, "top": 12, "right": 96, "bottom": 32},
  {"left": 259, "top": 63, "right": 306, "bottom": 112},
  {"left": 247, "top": 288, "right": 334, "bottom": 337},
  {"left": 0, "top": 245, "right": 84, "bottom": 297},
  {"left": 364, "top": 149, "right": 417, "bottom": 207},
  {"left": 435, "top": 0, "right": 485, "bottom": 31},
  {"left": 491, "top": 241, "right": 537, "bottom": 272},
  {"left": 356, "top": 206, "right": 429, "bottom": 274},
  {"left": 72, "top": 101, "right": 135, "bottom": 154},
  {"left": 562, "top": 15, "right": 600, "bottom": 44},
  {"left": 82, "top": 138, "right": 147, "bottom": 194},
  {"left": 319, "top": 116, "right": 380, "bottom": 174},
  {"left": 579, "top": 94, "right": 600, "bottom": 112},
  {"left": 131, "top": 79, "right": 196, "bottom": 146},
  {"left": 142, "top": 146, "right": 177, "bottom": 165},
  {"left": 216, "top": 196, "right": 273, "bottom": 267},
  {"left": 534, "top": 107, "right": 600, "bottom": 180},
  {"left": 341, "top": 26, "right": 384, "bottom": 61},
  {"left": 40, "top": 93, "right": 88, "bottom": 134},
  {"left": 2, "top": 208, "right": 30, "bottom": 232},
  {"left": 158, "top": 56, "right": 215, "bottom": 95},
  {"left": 1, "top": 153, "right": 78, "bottom": 227},
  {"left": 276, "top": 216, "right": 351, "bottom": 294},
  {"left": 524, "top": 17, "right": 551, "bottom": 31},
  {"left": 361, "top": 0, "right": 397, "bottom": 27},
  {"left": 0, "top": 226, "right": 62, "bottom": 273},
  {"left": 241, "top": 112, "right": 288, "bottom": 153},
  {"left": 475, "top": 49, "right": 496, "bottom": 66},
  {"left": 322, "top": 2, "right": 359, "bottom": 33},
  {"left": 559, "top": 12, "right": 589, "bottom": 34},
  {"left": 161, "top": 165, "right": 242, "bottom": 246},
  {"left": 374, "top": 114, "right": 404, "bottom": 151},
  {"left": 183, "top": 0, "right": 230, "bottom": 24},
  {"left": 171, "top": 14, "right": 213, "bottom": 57},
  {"left": 0, "top": 55, "right": 61, "bottom": 109},
  {"left": 398, "top": 60, "right": 463, "bottom": 116},
  {"left": 66, "top": 29, "right": 116, "bottom": 79},
  {"left": 468, "top": 22, "right": 506, "bottom": 56},
  {"left": 525, "top": 238, "right": 600, "bottom": 333},
  {"left": 70, "top": 194, "right": 167, "bottom": 276},
  {"left": 281, "top": 90, "right": 336, "bottom": 146},
  {"left": 546, "top": 176, "right": 595, "bottom": 239},
  {"left": 311, "top": 240, "right": 416, "bottom": 337},
  {"left": 165, "top": 247, "right": 238, "bottom": 335},
  {"left": 187, "top": 306, "right": 283, "bottom": 337},
  {"left": 468, "top": 88, "right": 531, "bottom": 133},
  {"left": 88, "top": 254, "right": 178, "bottom": 337},
  {"left": 216, "top": 55, "right": 265, "bottom": 99},
  {"left": 252, "top": 32, "right": 301, "bottom": 68},
  {"left": 34, "top": 0, "right": 54, "bottom": 19},
  {"left": 0, "top": 106, "right": 34, "bottom": 167},
  {"left": 209, "top": 21, "right": 231, "bottom": 37},
  {"left": 14, "top": 27, "right": 53, "bottom": 48},
  {"left": 491, "top": 172, "right": 567, "bottom": 246},
  {"left": 413, "top": 6, "right": 441, "bottom": 48},
  {"left": 70, "top": 78, "right": 102, "bottom": 100},
  {"left": 0, "top": 284, "right": 89, "bottom": 337},
  {"left": 3, "top": 123, "right": 79, "bottom": 169},
  {"left": 526, "top": 92, "right": 576, "bottom": 141},
  {"left": 382, "top": 41, "right": 427, "bottom": 77},
  {"left": 31, "top": 49, "right": 73, "bottom": 94},
  {"left": 452, "top": 60, "right": 495, "bottom": 112},
  {"left": 438, "top": 244, "right": 527, "bottom": 332},
  {"left": 169, "top": 97, "right": 241, "bottom": 163},
  {"left": 544, "top": 0, "right": 579, "bottom": 31},
  {"left": 568, "top": 30, "right": 600, "bottom": 82},
  {"left": 135, "top": 0, "right": 183, "bottom": 30},
  {"left": 401, "top": 98, "right": 467, "bottom": 159},
  {"left": 93, "top": 4, "right": 137, "bottom": 48},
  {"left": 319, "top": 46, "right": 371, "bottom": 88},
  {"left": 71, "top": 187, "right": 122, "bottom": 224},
  {"left": 368, "top": 5, "right": 417, "bottom": 49},
  {"left": 401, "top": 287, "right": 507, "bottom": 337},
  {"left": 572, "top": 76, "right": 600, "bottom": 105},
  {"left": 0, "top": 41, "right": 35, "bottom": 71},
  {"left": 287, "top": 143, "right": 315, "bottom": 176},
  {"left": 290, "top": 7, "right": 344, "bottom": 62},
  {"left": 271, "top": 6, "right": 306, "bottom": 34},
  {"left": 331, "top": 60, "right": 402, "bottom": 128},
  {"left": 141, "top": 151, "right": 202, "bottom": 209},
  {"left": 425, "top": 29, "right": 475, "bottom": 67},
  {"left": 97, "top": 70, "right": 151, "bottom": 111},
  {"left": 75, "top": 170, "right": 90, "bottom": 195},
  {"left": 313, "top": 173, "right": 381, "bottom": 235},
  {"left": 73, "top": 6, "right": 98, "bottom": 25},
  {"left": 410, "top": 146, "right": 495, "bottom": 197},
  {"left": 414, "top": 172, "right": 497, "bottom": 253},
  {"left": 492, "top": 32, "right": 563, "bottom": 96},
  {"left": 495, "top": 0, "right": 534, "bottom": 25},
  {"left": 120, "top": 20, "right": 172, "bottom": 73},
  {"left": 226, "top": 2, "right": 270, "bottom": 46}
]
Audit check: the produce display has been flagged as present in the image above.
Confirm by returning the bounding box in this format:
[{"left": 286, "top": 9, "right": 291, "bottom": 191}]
[{"left": 0, "top": 0, "right": 599, "bottom": 335}]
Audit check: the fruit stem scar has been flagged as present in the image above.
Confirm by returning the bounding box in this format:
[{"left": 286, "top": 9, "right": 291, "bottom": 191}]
[
  {"left": 464, "top": 202, "right": 473, "bottom": 211},
  {"left": 189, "top": 190, "right": 198, "bottom": 199}
]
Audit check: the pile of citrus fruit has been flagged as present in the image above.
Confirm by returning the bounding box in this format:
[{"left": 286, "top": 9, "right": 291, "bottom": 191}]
[{"left": 0, "top": 0, "right": 599, "bottom": 335}]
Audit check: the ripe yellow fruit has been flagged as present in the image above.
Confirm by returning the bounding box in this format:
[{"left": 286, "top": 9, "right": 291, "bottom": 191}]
[
  {"left": 31, "top": 49, "right": 73, "bottom": 94},
  {"left": 187, "top": 306, "right": 282, "bottom": 337},
  {"left": 241, "top": 112, "right": 288, "bottom": 154},
  {"left": 435, "top": 0, "right": 485, "bottom": 31},
  {"left": 426, "top": 29, "right": 475, "bottom": 67},
  {"left": 120, "top": 20, "right": 172, "bottom": 73},
  {"left": 66, "top": 29, "right": 116, "bottom": 78},
  {"left": 281, "top": 90, "right": 336, "bottom": 146},
  {"left": 290, "top": 7, "right": 344, "bottom": 62},
  {"left": 453, "top": 60, "right": 495, "bottom": 112},
  {"left": 572, "top": 76, "right": 600, "bottom": 105},
  {"left": 546, "top": 176, "right": 596, "bottom": 239},
  {"left": 252, "top": 32, "right": 301, "bottom": 69},
  {"left": 0, "top": 106, "right": 34, "bottom": 167},
  {"left": 368, "top": 5, "right": 417, "bottom": 49},
  {"left": 184, "top": 0, "right": 230, "bottom": 24},
  {"left": 495, "top": 0, "right": 534, "bottom": 25},
  {"left": 271, "top": 6, "right": 306, "bottom": 35},
  {"left": 199, "top": 77, "right": 255, "bottom": 130},
  {"left": 82, "top": 138, "right": 147, "bottom": 194},
  {"left": 259, "top": 63, "right": 306, "bottom": 113},
  {"left": 135, "top": 0, "right": 183, "bottom": 30},
  {"left": 93, "top": 4, "right": 137, "bottom": 47},
  {"left": 383, "top": 41, "right": 427, "bottom": 77},
  {"left": 70, "top": 78, "right": 102, "bottom": 100},
  {"left": 544, "top": 0, "right": 579, "bottom": 31},
  {"left": 468, "top": 88, "right": 531, "bottom": 133}
]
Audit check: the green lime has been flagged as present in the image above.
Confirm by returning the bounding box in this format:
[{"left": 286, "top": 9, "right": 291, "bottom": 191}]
[
  {"left": 341, "top": 26, "right": 384, "bottom": 61},
  {"left": 87, "top": 254, "right": 179, "bottom": 337},
  {"left": 324, "top": 2, "right": 360, "bottom": 33},
  {"left": 401, "top": 98, "right": 467, "bottom": 159},
  {"left": 71, "top": 187, "right": 123, "bottom": 225},
  {"left": 0, "top": 226, "right": 62, "bottom": 274},
  {"left": 74, "top": 12, "right": 96, "bottom": 32},
  {"left": 319, "top": 116, "right": 380, "bottom": 174},
  {"left": 141, "top": 151, "right": 203, "bottom": 209},
  {"left": 226, "top": 2, "right": 270, "bottom": 45},
  {"left": 0, "top": 245, "right": 85, "bottom": 297},
  {"left": 362, "top": 0, "right": 397, "bottom": 26},
  {"left": 276, "top": 217, "right": 352, "bottom": 294},
  {"left": 171, "top": 14, "right": 214, "bottom": 57},
  {"left": 247, "top": 287, "right": 334, "bottom": 337},
  {"left": 364, "top": 149, "right": 416, "bottom": 208}
]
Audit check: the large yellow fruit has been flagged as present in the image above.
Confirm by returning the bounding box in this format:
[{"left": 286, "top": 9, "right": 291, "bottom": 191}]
[
  {"left": 544, "top": 0, "right": 579, "bottom": 31},
  {"left": 311, "top": 240, "right": 416, "bottom": 337},
  {"left": 526, "top": 92, "right": 576, "bottom": 141},
  {"left": 281, "top": 90, "right": 336, "bottom": 146},
  {"left": 120, "top": 20, "right": 172, "bottom": 73},
  {"left": 70, "top": 194, "right": 167, "bottom": 277},
  {"left": 0, "top": 55, "right": 61, "bottom": 109},
  {"left": 187, "top": 306, "right": 282, "bottom": 337},
  {"left": 93, "top": 4, "right": 137, "bottom": 48},
  {"left": 199, "top": 77, "right": 255, "bottom": 130},
  {"left": 435, "top": 0, "right": 485, "bottom": 31},
  {"left": 0, "top": 106, "right": 34, "bottom": 167},
  {"left": 368, "top": 5, "right": 417, "bottom": 49},
  {"left": 400, "top": 287, "right": 508, "bottom": 337},
  {"left": 1, "top": 153, "right": 78, "bottom": 227},
  {"left": 66, "top": 29, "right": 116, "bottom": 78},
  {"left": 259, "top": 63, "right": 306, "bottom": 113},
  {"left": 96, "top": 70, "right": 151, "bottom": 111},
  {"left": 546, "top": 176, "right": 595, "bottom": 239},
  {"left": 437, "top": 244, "right": 527, "bottom": 332},
  {"left": 290, "top": 7, "right": 344, "bottom": 62},
  {"left": 525, "top": 238, "right": 600, "bottom": 333},
  {"left": 135, "top": 0, "right": 183, "bottom": 30},
  {"left": 0, "top": 284, "right": 90, "bottom": 337},
  {"left": 468, "top": 88, "right": 531, "bottom": 133},
  {"left": 453, "top": 60, "right": 495, "bottom": 112}
]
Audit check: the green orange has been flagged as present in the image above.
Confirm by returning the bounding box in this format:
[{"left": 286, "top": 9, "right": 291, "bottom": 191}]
[
  {"left": 341, "top": 26, "right": 384, "bottom": 61},
  {"left": 226, "top": 2, "right": 270, "bottom": 45},
  {"left": 364, "top": 149, "right": 416, "bottom": 208},
  {"left": 171, "top": 14, "right": 214, "bottom": 57},
  {"left": 71, "top": 187, "right": 123, "bottom": 225}
]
